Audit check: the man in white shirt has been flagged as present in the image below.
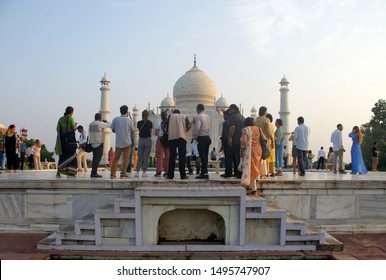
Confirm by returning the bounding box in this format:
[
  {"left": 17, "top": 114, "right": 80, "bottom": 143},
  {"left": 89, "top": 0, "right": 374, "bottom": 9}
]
[
  {"left": 316, "top": 147, "right": 326, "bottom": 170},
  {"left": 293, "top": 116, "right": 310, "bottom": 176},
  {"left": 330, "top": 124, "right": 346, "bottom": 174},
  {"left": 193, "top": 104, "right": 211, "bottom": 179},
  {"left": 110, "top": 105, "right": 135, "bottom": 179},
  {"left": 76, "top": 125, "right": 88, "bottom": 172},
  {"left": 89, "top": 113, "right": 110, "bottom": 178}
]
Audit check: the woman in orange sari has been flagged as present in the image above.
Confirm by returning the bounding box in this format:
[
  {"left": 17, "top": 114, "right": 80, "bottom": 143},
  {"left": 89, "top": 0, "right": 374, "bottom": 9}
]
[{"left": 240, "top": 117, "right": 262, "bottom": 195}]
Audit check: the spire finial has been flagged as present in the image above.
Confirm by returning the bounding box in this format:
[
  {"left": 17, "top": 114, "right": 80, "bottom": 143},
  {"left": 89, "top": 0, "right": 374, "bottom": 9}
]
[{"left": 194, "top": 54, "right": 196, "bottom": 67}]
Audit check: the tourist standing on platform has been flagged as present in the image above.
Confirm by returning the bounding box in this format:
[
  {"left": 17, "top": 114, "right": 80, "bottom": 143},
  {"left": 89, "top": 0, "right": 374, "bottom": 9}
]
[
  {"left": 186, "top": 139, "right": 200, "bottom": 175},
  {"left": 255, "top": 106, "right": 272, "bottom": 179},
  {"left": 293, "top": 117, "right": 310, "bottom": 176},
  {"left": 224, "top": 104, "right": 245, "bottom": 179},
  {"left": 76, "top": 125, "right": 88, "bottom": 172},
  {"left": 135, "top": 110, "right": 153, "bottom": 178},
  {"left": 330, "top": 124, "right": 346, "bottom": 174},
  {"left": 275, "top": 119, "right": 284, "bottom": 176},
  {"left": 154, "top": 110, "right": 169, "bottom": 177},
  {"left": 348, "top": 126, "right": 368, "bottom": 174},
  {"left": 26, "top": 144, "right": 33, "bottom": 169},
  {"left": 19, "top": 137, "right": 27, "bottom": 170},
  {"left": 240, "top": 117, "right": 262, "bottom": 194},
  {"left": 327, "top": 147, "right": 334, "bottom": 171},
  {"left": 372, "top": 141, "right": 380, "bottom": 172},
  {"left": 166, "top": 109, "right": 191, "bottom": 179},
  {"left": 289, "top": 132, "right": 297, "bottom": 174},
  {"left": 55, "top": 106, "right": 78, "bottom": 177},
  {"left": 89, "top": 113, "right": 110, "bottom": 178},
  {"left": 307, "top": 150, "right": 314, "bottom": 170},
  {"left": 317, "top": 147, "right": 326, "bottom": 170},
  {"left": 110, "top": 105, "right": 135, "bottom": 179},
  {"left": 266, "top": 114, "right": 276, "bottom": 177},
  {"left": 4, "top": 124, "right": 19, "bottom": 173},
  {"left": 283, "top": 146, "right": 288, "bottom": 168},
  {"left": 0, "top": 137, "right": 4, "bottom": 171},
  {"left": 108, "top": 147, "right": 114, "bottom": 168},
  {"left": 194, "top": 104, "right": 211, "bottom": 179},
  {"left": 220, "top": 110, "right": 230, "bottom": 177},
  {"left": 126, "top": 111, "right": 135, "bottom": 174},
  {"left": 32, "top": 139, "right": 42, "bottom": 170}
]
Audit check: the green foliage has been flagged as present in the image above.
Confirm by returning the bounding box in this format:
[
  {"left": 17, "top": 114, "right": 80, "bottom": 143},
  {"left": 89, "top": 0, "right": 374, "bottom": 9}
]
[{"left": 361, "top": 99, "right": 386, "bottom": 171}]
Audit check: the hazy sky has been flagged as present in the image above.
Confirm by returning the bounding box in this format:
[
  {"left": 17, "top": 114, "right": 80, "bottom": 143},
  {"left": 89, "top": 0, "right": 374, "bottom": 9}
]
[{"left": 1, "top": 0, "right": 385, "bottom": 162}]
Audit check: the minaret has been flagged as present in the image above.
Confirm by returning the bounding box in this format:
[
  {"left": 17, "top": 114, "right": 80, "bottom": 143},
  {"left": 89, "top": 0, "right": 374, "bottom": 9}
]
[
  {"left": 279, "top": 75, "right": 290, "bottom": 147},
  {"left": 99, "top": 73, "right": 111, "bottom": 165}
]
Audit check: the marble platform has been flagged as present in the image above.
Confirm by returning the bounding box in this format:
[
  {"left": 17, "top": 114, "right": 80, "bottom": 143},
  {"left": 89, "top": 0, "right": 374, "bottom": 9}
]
[{"left": 0, "top": 170, "right": 385, "bottom": 236}]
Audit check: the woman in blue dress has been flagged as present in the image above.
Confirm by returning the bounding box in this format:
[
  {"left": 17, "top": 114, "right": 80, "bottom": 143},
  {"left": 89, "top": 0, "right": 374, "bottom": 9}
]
[{"left": 348, "top": 126, "right": 368, "bottom": 174}]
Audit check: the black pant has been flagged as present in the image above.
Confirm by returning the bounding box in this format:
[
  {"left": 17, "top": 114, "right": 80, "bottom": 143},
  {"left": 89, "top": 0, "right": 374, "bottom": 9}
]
[
  {"left": 197, "top": 135, "right": 211, "bottom": 175},
  {"left": 225, "top": 144, "right": 240, "bottom": 176},
  {"left": 168, "top": 138, "right": 187, "bottom": 178},
  {"left": 6, "top": 149, "right": 18, "bottom": 170},
  {"left": 91, "top": 143, "right": 104, "bottom": 175},
  {"left": 297, "top": 149, "right": 307, "bottom": 175},
  {"left": 317, "top": 157, "right": 325, "bottom": 170},
  {"left": 19, "top": 154, "right": 25, "bottom": 170}
]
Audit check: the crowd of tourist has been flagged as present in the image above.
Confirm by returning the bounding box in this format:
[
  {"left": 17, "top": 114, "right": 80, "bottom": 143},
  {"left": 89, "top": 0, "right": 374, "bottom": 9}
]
[{"left": 1, "top": 104, "right": 379, "bottom": 187}]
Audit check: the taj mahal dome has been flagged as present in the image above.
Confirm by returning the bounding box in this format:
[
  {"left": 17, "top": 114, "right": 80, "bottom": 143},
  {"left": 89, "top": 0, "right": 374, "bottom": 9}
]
[{"left": 152, "top": 57, "right": 229, "bottom": 151}]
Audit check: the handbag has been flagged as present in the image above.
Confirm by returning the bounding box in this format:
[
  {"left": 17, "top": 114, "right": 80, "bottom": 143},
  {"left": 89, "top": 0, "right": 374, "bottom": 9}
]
[
  {"left": 80, "top": 135, "right": 93, "bottom": 153},
  {"left": 81, "top": 142, "right": 93, "bottom": 153},
  {"left": 259, "top": 128, "right": 270, "bottom": 160}
]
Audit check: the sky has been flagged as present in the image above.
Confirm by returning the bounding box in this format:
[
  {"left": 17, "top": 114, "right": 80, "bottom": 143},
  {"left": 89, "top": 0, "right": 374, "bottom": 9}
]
[{"left": 1, "top": 0, "right": 386, "bottom": 163}]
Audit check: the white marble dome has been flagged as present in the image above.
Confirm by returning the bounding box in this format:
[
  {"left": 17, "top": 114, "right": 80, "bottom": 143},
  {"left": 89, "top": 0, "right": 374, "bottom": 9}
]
[
  {"left": 173, "top": 61, "right": 217, "bottom": 108},
  {"left": 160, "top": 94, "right": 175, "bottom": 108},
  {"left": 215, "top": 94, "right": 229, "bottom": 108}
]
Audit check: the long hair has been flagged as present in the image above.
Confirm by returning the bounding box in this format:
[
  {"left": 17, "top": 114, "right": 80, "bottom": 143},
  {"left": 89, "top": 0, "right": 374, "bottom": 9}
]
[{"left": 353, "top": 126, "right": 363, "bottom": 144}]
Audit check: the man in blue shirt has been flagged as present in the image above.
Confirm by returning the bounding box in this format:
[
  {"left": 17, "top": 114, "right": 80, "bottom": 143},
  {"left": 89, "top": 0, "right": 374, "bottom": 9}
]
[
  {"left": 19, "top": 137, "right": 27, "bottom": 170},
  {"left": 293, "top": 116, "right": 310, "bottom": 176}
]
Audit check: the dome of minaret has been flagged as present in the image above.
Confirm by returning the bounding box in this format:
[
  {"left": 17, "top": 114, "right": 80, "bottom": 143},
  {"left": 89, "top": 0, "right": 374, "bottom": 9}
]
[
  {"left": 101, "top": 73, "right": 110, "bottom": 82},
  {"left": 173, "top": 56, "right": 217, "bottom": 107},
  {"left": 280, "top": 75, "right": 289, "bottom": 84}
]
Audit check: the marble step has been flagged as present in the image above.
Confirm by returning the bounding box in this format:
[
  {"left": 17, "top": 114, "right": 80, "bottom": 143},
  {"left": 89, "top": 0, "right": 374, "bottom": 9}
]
[
  {"left": 114, "top": 197, "right": 135, "bottom": 214},
  {"left": 245, "top": 195, "right": 267, "bottom": 213}
]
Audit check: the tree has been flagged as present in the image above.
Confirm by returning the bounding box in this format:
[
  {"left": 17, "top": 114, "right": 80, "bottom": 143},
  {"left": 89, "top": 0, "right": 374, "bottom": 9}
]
[{"left": 361, "top": 99, "right": 386, "bottom": 171}]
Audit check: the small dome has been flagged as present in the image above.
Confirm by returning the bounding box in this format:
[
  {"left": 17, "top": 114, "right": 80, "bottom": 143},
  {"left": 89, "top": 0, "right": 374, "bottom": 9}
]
[
  {"left": 215, "top": 94, "right": 229, "bottom": 108},
  {"left": 133, "top": 104, "right": 139, "bottom": 111},
  {"left": 101, "top": 73, "right": 110, "bottom": 82},
  {"left": 160, "top": 94, "right": 175, "bottom": 108},
  {"left": 251, "top": 105, "right": 257, "bottom": 113}
]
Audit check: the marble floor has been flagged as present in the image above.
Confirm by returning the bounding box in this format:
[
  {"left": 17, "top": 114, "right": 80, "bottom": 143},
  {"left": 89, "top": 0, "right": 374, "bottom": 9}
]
[{"left": 0, "top": 168, "right": 385, "bottom": 182}]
